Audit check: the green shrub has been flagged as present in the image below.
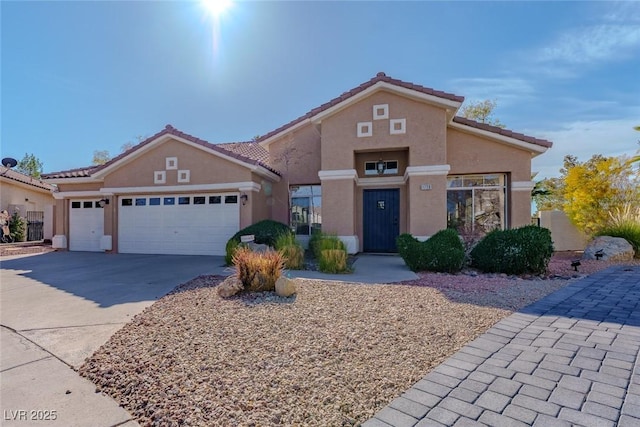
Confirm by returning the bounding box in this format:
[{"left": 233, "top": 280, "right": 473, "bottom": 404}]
[
  {"left": 232, "top": 247, "right": 284, "bottom": 292},
  {"left": 596, "top": 222, "right": 640, "bottom": 257},
  {"left": 396, "top": 230, "right": 465, "bottom": 273},
  {"left": 275, "top": 232, "right": 305, "bottom": 269},
  {"left": 225, "top": 220, "right": 290, "bottom": 265},
  {"left": 308, "top": 229, "right": 324, "bottom": 259},
  {"left": 396, "top": 233, "right": 428, "bottom": 272},
  {"left": 423, "top": 228, "right": 465, "bottom": 273},
  {"left": 470, "top": 225, "right": 554, "bottom": 275},
  {"left": 9, "top": 212, "right": 26, "bottom": 242},
  {"left": 318, "top": 249, "right": 348, "bottom": 273}
]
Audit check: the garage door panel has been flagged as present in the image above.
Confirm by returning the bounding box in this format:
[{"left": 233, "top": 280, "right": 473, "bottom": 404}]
[
  {"left": 70, "top": 200, "right": 104, "bottom": 252},
  {"left": 118, "top": 194, "right": 239, "bottom": 256}
]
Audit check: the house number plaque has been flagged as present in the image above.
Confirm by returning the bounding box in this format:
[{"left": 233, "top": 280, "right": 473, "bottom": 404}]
[{"left": 377, "top": 200, "right": 385, "bottom": 210}]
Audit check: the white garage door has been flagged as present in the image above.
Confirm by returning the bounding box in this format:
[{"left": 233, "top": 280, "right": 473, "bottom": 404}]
[
  {"left": 118, "top": 193, "right": 240, "bottom": 256},
  {"left": 69, "top": 200, "right": 105, "bottom": 252}
]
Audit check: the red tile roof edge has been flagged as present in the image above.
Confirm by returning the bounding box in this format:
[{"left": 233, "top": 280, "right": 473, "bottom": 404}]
[
  {"left": 1, "top": 166, "right": 56, "bottom": 191},
  {"left": 43, "top": 126, "right": 280, "bottom": 179},
  {"left": 257, "top": 72, "right": 465, "bottom": 143},
  {"left": 452, "top": 116, "right": 553, "bottom": 148}
]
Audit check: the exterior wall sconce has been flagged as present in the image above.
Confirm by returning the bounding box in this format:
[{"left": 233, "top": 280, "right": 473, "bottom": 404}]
[
  {"left": 376, "top": 159, "right": 386, "bottom": 175},
  {"left": 98, "top": 198, "right": 110, "bottom": 207},
  {"left": 240, "top": 194, "right": 248, "bottom": 206}
]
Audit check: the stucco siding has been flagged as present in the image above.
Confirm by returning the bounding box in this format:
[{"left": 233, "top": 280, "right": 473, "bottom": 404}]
[
  {"left": 447, "top": 128, "right": 531, "bottom": 181},
  {"left": 103, "top": 138, "right": 252, "bottom": 188}
]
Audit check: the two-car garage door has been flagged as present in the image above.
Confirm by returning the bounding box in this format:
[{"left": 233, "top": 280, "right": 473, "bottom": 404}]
[{"left": 118, "top": 193, "right": 239, "bottom": 256}]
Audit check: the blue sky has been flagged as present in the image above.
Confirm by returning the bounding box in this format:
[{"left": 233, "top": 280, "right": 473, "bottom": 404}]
[{"left": 2, "top": 1, "right": 639, "bottom": 179}]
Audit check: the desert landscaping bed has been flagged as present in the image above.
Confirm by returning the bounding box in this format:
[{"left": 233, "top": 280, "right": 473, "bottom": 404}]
[{"left": 79, "top": 254, "right": 639, "bottom": 426}]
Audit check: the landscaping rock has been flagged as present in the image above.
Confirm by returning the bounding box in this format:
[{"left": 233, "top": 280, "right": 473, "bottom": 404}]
[
  {"left": 583, "top": 236, "right": 634, "bottom": 261},
  {"left": 217, "top": 275, "right": 243, "bottom": 298},
  {"left": 275, "top": 276, "right": 297, "bottom": 297}
]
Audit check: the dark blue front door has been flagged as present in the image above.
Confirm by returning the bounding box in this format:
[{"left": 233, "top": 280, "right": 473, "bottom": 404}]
[{"left": 363, "top": 189, "right": 399, "bottom": 252}]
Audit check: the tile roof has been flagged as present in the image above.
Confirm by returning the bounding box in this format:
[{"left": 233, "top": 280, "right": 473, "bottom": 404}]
[
  {"left": 452, "top": 116, "right": 553, "bottom": 148},
  {"left": 1, "top": 166, "right": 55, "bottom": 191},
  {"left": 42, "top": 125, "right": 280, "bottom": 179},
  {"left": 257, "top": 72, "right": 465, "bottom": 143}
]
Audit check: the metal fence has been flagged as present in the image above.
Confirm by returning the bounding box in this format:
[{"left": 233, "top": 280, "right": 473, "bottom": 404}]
[{"left": 26, "top": 211, "right": 44, "bottom": 241}]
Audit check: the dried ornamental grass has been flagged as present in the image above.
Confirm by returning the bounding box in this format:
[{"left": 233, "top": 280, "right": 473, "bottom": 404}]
[
  {"left": 232, "top": 247, "right": 285, "bottom": 292},
  {"left": 319, "top": 249, "right": 347, "bottom": 273}
]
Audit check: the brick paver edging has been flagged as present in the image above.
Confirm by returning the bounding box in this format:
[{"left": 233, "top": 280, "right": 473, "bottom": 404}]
[{"left": 364, "top": 265, "right": 640, "bottom": 427}]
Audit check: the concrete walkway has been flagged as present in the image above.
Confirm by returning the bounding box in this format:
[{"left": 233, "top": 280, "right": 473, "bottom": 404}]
[{"left": 364, "top": 265, "right": 640, "bottom": 427}]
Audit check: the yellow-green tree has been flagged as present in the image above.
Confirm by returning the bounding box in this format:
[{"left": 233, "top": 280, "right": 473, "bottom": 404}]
[{"left": 563, "top": 154, "right": 639, "bottom": 235}]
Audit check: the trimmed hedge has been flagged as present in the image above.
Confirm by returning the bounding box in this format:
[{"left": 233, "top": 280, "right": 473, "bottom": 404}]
[
  {"left": 225, "top": 220, "right": 290, "bottom": 265},
  {"left": 397, "top": 229, "right": 465, "bottom": 273},
  {"left": 470, "top": 225, "right": 554, "bottom": 275}
]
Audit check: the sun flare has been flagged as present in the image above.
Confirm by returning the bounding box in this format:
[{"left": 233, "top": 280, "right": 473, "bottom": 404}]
[{"left": 202, "top": 0, "right": 232, "bottom": 18}]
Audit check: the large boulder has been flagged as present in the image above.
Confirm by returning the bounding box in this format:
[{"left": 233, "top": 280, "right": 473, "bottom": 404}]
[
  {"left": 583, "top": 236, "right": 634, "bottom": 261},
  {"left": 247, "top": 242, "right": 271, "bottom": 253},
  {"left": 275, "top": 276, "right": 297, "bottom": 297}
]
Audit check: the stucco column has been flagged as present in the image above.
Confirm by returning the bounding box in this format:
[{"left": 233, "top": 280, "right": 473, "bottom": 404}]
[
  {"left": 511, "top": 181, "right": 535, "bottom": 228},
  {"left": 405, "top": 165, "right": 449, "bottom": 239},
  {"left": 318, "top": 170, "right": 358, "bottom": 253},
  {"left": 52, "top": 198, "right": 67, "bottom": 249}
]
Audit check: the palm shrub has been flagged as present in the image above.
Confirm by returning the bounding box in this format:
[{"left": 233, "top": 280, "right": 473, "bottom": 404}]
[
  {"left": 225, "top": 220, "right": 290, "bottom": 265},
  {"left": 470, "top": 225, "right": 554, "bottom": 275},
  {"left": 232, "top": 247, "right": 285, "bottom": 292},
  {"left": 275, "top": 232, "right": 305, "bottom": 269}
]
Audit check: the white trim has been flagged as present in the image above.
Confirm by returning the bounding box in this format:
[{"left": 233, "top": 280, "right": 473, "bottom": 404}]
[
  {"left": 52, "top": 235, "right": 67, "bottom": 249},
  {"left": 177, "top": 170, "right": 190, "bottom": 183},
  {"left": 338, "top": 235, "right": 359, "bottom": 254},
  {"left": 312, "top": 82, "right": 462, "bottom": 124},
  {"left": 404, "top": 165, "right": 450, "bottom": 179},
  {"left": 357, "top": 122, "right": 373, "bottom": 137},
  {"left": 100, "top": 235, "right": 113, "bottom": 251},
  {"left": 512, "top": 181, "right": 535, "bottom": 191},
  {"left": 373, "top": 104, "right": 389, "bottom": 120},
  {"left": 318, "top": 169, "right": 358, "bottom": 181},
  {"left": 91, "top": 134, "right": 280, "bottom": 182},
  {"left": 238, "top": 182, "right": 262, "bottom": 192},
  {"left": 449, "top": 121, "right": 549, "bottom": 155},
  {"left": 165, "top": 157, "right": 178, "bottom": 170},
  {"left": 390, "top": 118, "right": 406, "bottom": 135},
  {"left": 356, "top": 176, "right": 406, "bottom": 187},
  {"left": 100, "top": 181, "right": 258, "bottom": 194},
  {"left": 53, "top": 190, "right": 113, "bottom": 200},
  {"left": 259, "top": 81, "right": 462, "bottom": 147},
  {"left": 43, "top": 177, "right": 100, "bottom": 184},
  {"left": 154, "top": 170, "right": 166, "bottom": 184}
]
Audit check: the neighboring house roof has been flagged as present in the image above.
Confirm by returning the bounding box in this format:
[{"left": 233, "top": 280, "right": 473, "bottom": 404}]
[
  {"left": 452, "top": 116, "right": 553, "bottom": 149},
  {"left": 0, "top": 166, "right": 55, "bottom": 192},
  {"left": 42, "top": 125, "right": 278, "bottom": 180},
  {"left": 257, "top": 72, "right": 465, "bottom": 144}
]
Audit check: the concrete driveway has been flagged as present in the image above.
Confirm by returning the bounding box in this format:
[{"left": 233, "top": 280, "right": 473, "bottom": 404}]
[{"left": 1, "top": 251, "right": 227, "bottom": 426}]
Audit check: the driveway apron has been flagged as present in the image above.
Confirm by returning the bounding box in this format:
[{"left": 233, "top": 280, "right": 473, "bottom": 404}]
[
  {"left": 1, "top": 251, "right": 226, "bottom": 427},
  {"left": 365, "top": 265, "right": 640, "bottom": 427}
]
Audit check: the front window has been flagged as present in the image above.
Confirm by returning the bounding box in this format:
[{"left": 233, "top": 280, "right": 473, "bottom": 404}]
[
  {"left": 290, "top": 185, "right": 321, "bottom": 235},
  {"left": 447, "top": 174, "right": 506, "bottom": 235}
]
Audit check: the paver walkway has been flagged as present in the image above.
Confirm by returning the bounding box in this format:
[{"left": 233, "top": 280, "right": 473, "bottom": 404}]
[{"left": 364, "top": 265, "right": 640, "bottom": 427}]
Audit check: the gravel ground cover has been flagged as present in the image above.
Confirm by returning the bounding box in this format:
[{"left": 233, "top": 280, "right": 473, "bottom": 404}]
[{"left": 79, "top": 253, "right": 639, "bottom": 426}]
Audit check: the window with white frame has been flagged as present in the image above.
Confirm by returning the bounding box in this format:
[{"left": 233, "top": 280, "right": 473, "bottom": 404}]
[
  {"left": 290, "top": 185, "right": 321, "bottom": 235},
  {"left": 364, "top": 160, "right": 399, "bottom": 175},
  {"left": 446, "top": 174, "right": 507, "bottom": 235}
]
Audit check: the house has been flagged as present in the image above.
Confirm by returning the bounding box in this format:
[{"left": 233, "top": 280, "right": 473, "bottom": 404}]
[
  {"left": 0, "top": 166, "right": 56, "bottom": 241},
  {"left": 42, "top": 72, "right": 552, "bottom": 255}
]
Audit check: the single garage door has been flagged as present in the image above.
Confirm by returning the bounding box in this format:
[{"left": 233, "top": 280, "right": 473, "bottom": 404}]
[
  {"left": 118, "top": 193, "right": 240, "bottom": 256},
  {"left": 69, "top": 200, "right": 105, "bottom": 252}
]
